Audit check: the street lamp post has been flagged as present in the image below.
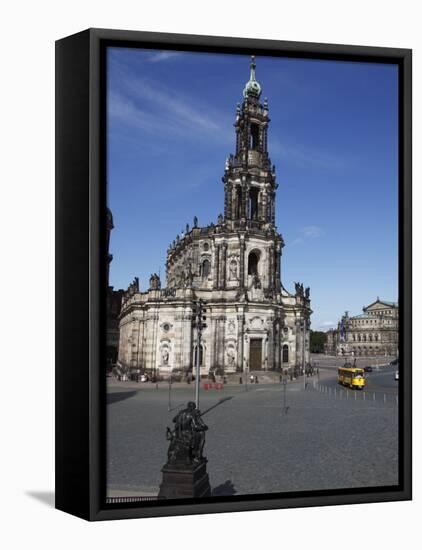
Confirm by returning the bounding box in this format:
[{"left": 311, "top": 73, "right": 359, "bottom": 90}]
[
  {"left": 195, "top": 327, "right": 201, "bottom": 408},
  {"left": 193, "top": 299, "right": 207, "bottom": 409},
  {"left": 168, "top": 373, "right": 172, "bottom": 411},
  {"left": 302, "top": 319, "right": 306, "bottom": 390}
]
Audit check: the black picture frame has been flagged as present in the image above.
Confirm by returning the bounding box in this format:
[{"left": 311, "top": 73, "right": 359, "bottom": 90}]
[{"left": 55, "top": 28, "right": 412, "bottom": 521}]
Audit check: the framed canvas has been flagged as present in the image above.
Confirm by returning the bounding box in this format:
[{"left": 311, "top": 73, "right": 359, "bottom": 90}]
[{"left": 55, "top": 28, "right": 412, "bottom": 521}]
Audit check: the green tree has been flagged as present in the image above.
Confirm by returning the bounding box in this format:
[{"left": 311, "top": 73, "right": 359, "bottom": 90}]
[{"left": 310, "top": 331, "right": 327, "bottom": 354}]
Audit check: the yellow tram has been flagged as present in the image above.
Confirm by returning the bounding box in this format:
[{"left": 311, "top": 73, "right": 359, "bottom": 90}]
[{"left": 338, "top": 366, "right": 365, "bottom": 390}]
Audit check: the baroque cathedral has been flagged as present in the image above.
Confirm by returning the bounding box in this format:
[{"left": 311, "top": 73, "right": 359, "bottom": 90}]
[{"left": 117, "top": 57, "right": 312, "bottom": 377}]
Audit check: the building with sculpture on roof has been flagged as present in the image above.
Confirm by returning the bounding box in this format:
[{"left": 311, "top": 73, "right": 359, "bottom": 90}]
[
  {"left": 325, "top": 298, "right": 399, "bottom": 357},
  {"left": 117, "top": 57, "right": 312, "bottom": 378}
]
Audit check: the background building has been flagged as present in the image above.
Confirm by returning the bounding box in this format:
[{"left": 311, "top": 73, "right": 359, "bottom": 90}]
[
  {"left": 325, "top": 298, "right": 398, "bottom": 357},
  {"left": 117, "top": 58, "right": 312, "bottom": 377}
]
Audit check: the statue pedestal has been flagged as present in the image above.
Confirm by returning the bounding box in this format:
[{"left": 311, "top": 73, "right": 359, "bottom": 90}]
[{"left": 158, "top": 459, "right": 211, "bottom": 499}]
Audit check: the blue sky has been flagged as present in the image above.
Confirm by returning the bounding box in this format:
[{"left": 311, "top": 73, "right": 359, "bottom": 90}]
[{"left": 107, "top": 47, "right": 398, "bottom": 331}]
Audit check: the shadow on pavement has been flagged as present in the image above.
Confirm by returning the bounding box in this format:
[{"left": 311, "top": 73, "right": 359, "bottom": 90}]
[
  {"left": 26, "top": 491, "right": 55, "bottom": 508},
  {"left": 107, "top": 390, "right": 138, "bottom": 405},
  {"left": 212, "top": 480, "right": 236, "bottom": 496},
  {"left": 201, "top": 396, "right": 234, "bottom": 417}
]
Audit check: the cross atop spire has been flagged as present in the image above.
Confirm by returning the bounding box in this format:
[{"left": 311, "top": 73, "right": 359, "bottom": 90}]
[{"left": 250, "top": 55, "right": 256, "bottom": 80}]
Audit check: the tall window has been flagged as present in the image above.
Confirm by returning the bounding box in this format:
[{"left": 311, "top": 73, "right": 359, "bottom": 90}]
[
  {"left": 282, "top": 344, "right": 289, "bottom": 363},
  {"left": 202, "top": 259, "right": 210, "bottom": 278},
  {"left": 235, "top": 186, "right": 242, "bottom": 219},
  {"left": 249, "top": 188, "right": 259, "bottom": 220},
  {"left": 248, "top": 251, "right": 259, "bottom": 276},
  {"left": 250, "top": 123, "right": 259, "bottom": 149}
]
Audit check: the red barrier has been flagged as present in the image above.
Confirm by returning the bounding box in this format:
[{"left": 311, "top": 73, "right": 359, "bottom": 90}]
[{"left": 202, "top": 382, "right": 224, "bottom": 390}]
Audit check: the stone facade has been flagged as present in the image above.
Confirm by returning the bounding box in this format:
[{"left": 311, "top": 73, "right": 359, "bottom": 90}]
[
  {"left": 106, "top": 286, "right": 125, "bottom": 365},
  {"left": 325, "top": 298, "right": 399, "bottom": 357},
  {"left": 117, "top": 57, "right": 312, "bottom": 378},
  {"left": 105, "top": 207, "right": 125, "bottom": 366}
]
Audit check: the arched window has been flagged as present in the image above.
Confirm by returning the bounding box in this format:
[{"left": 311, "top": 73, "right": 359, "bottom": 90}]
[
  {"left": 248, "top": 250, "right": 260, "bottom": 276},
  {"left": 202, "top": 259, "right": 210, "bottom": 278},
  {"left": 282, "top": 344, "right": 289, "bottom": 363}
]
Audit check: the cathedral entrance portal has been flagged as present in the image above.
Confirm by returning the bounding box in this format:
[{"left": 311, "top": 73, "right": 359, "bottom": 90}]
[{"left": 249, "top": 338, "right": 262, "bottom": 370}]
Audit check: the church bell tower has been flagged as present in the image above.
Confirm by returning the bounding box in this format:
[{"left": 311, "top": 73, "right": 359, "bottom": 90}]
[{"left": 223, "top": 56, "right": 278, "bottom": 232}]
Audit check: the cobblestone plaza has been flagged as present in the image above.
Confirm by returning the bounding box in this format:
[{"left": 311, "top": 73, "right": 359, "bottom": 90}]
[{"left": 107, "top": 368, "right": 398, "bottom": 498}]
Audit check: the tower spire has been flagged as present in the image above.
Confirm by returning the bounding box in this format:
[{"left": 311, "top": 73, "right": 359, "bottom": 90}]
[
  {"left": 250, "top": 55, "right": 256, "bottom": 81},
  {"left": 243, "top": 55, "right": 262, "bottom": 99}
]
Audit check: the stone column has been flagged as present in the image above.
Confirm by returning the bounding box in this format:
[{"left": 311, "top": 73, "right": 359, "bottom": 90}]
[
  {"left": 295, "top": 319, "right": 301, "bottom": 367},
  {"left": 220, "top": 243, "right": 227, "bottom": 289},
  {"left": 260, "top": 191, "right": 267, "bottom": 223},
  {"left": 275, "top": 245, "right": 281, "bottom": 292},
  {"left": 268, "top": 243, "right": 274, "bottom": 290},
  {"left": 264, "top": 333, "right": 269, "bottom": 371},
  {"left": 224, "top": 182, "right": 232, "bottom": 221},
  {"left": 242, "top": 180, "right": 249, "bottom": 220},
  {"left": 213, "top": 244, "right": 220, "bottom": 289},
  {"left": 217, "top": 315, "right": 226, "bottom": 368},
  {"left": 237, "top": 312, "right": 244, "bottom": 372},
  {"left": 137, "top": 318, "right": 144, "bottom": 369},
  {"left": 271, "top": 192, "right": 276, "bottom": 225},
  {"left": 239, "top": 236, "right": 246, "bottom": 290}
]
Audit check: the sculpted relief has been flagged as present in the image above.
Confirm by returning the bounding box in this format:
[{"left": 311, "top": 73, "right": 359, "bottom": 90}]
[
  {"left": 229, "top": 259, "right": 238, "bottom": 280},
  {"left": 160, "top": 342, "right": 171, "bottom": 366},
  {"left": 225, "top": 343, "right": 237, "bottom": 368}
]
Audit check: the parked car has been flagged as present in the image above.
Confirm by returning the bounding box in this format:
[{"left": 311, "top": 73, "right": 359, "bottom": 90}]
[
  {"left": 394, "top": 370, "right": 399, "bottom": 381},
  {"left": 364, "top": 366, "right": 373, "bottom": 373}
]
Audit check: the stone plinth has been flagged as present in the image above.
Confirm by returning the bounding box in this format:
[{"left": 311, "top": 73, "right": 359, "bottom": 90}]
[{"left": 158, "top": 459, "right": 211, "bottom": 499}]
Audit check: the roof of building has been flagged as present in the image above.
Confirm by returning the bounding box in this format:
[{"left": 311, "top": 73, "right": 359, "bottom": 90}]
[{"left": 364, "top": 298, "right": 398, "bottom": 310}]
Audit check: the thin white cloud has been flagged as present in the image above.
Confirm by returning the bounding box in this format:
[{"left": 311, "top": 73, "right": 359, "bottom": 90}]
[
  {"left": 148, "top": 51, "right": 181, "bottom": 63},
  {"left": 108, "top": 56, "right": 232, "bottom": 144},
  {"left": 290, "top": 237, "right": 304, "bottom": 246},
  {"left": 271, "top": 138, "right": 347, "bottom": 170},
  {"left": 289, "top": 226, "right": 323, "bottom": 246},
  {"left": 302, "top": 225, "right": 324, "bottom": 238}
]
